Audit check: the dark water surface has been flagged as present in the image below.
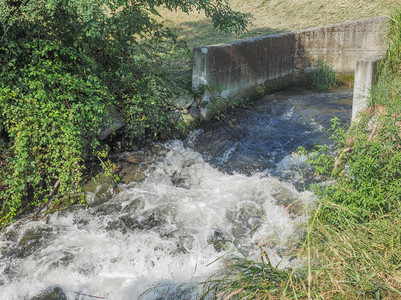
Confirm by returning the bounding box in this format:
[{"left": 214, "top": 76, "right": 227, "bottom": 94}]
[{"left": 189, "top": 87, "right": 352, "bottom": 174}]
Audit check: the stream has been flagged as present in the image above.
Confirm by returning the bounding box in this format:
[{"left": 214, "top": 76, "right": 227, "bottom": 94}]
[{"left": 0, "top": 87, "right": 352, "bottom": 299}]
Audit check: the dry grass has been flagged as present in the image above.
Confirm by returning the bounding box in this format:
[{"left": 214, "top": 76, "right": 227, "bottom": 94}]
[
  {"left": 204, "top": 212, "right": 401, "bottom": 300},
  {"left": 157, "top": 0, "right": 400, "bottom": 47},
  {"left": 304, "top": 210, "right": 401, "bottom": 299}
]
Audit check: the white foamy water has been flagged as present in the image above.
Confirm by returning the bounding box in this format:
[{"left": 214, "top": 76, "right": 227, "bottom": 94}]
[{"left": 0, "top": 141, "right": 314, "bottom": 300}]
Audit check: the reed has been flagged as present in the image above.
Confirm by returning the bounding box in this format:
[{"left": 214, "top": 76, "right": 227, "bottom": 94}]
[
  {"left": 310, "top": 61, "right": 337, "bottom": 91},
  {"left": 371, "top": 10, "right": 401, "bottom": 112}
]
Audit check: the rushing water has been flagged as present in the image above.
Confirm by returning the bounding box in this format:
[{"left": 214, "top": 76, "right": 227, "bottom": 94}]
[{"left": 0, "top": 88, "right": 352, "bottom": 300}]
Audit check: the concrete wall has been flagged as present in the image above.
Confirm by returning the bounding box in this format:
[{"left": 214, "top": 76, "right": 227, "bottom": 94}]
[
  {"left": 352, "top": 54, "right": 385, "bottom": 121},
  {"left": 192, "top": 16, "right": 387, "bottom": 120},
  {"left": 295, "top": 17, "right": 386, "bottom": 73},
  {"left": 192, "top": 33, "right": 297, "bottom": 104}
]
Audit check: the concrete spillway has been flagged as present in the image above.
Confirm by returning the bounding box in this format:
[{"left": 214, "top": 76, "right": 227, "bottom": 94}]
[{"left": 191, "top": 17, "right": 387, "bottom": 121}]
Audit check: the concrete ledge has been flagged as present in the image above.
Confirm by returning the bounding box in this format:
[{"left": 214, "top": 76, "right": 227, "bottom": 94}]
[
  {"left": 192, "top": 16, "right": 387, "bottom": 121},
  {"left": 352, "top": 53, "right": 385, "bottom": 121}
]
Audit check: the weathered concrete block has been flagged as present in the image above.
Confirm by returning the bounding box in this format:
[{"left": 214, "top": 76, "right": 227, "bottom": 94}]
[
  {"left": 193, "top": 33, "right": 297, "bottom": 106},
  {"left": 352, "top": 53, "right": 385, "bottom": 121},
  {"left": 192, "top": 16, "right": 388, "bottom": 121},
  {"left": 295, "top": 17, "right": 386, "bottom": 73}
]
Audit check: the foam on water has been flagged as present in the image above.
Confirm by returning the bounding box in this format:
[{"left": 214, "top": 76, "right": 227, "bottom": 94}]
[
  {"left": 190, "top": 88, "right": 352, "bottom": 174},
  {"left": 0, "top": 88, "right": 352, "bottom": 299},
  {"left": 0, "top": 141, "right": 313, "bottom": 300}
]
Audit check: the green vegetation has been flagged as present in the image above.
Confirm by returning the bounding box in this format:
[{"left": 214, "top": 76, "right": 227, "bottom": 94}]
[
  {"left": 310, "top": 61, "right": 338, "bottom": 91},
  {"left": 371, "top": 11, "right": 401, "bottom": 112},
  {"left": 0, "top": 0, "right": 397, "bottom": 226},
  {"left": 202, "top": 9, "right": 401, "bottom": 300},
  {"left": 0, "top": 0, "right": 249, "bottom": 225},
  {"left": 1, "top": 2, "right": 400, "bottom": 296}
]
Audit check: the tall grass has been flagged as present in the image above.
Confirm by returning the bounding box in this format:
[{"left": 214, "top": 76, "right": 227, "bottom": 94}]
[
  {"left": 305, "top": 211, "right": 401, "bottom": 299},
  {"left": 202, "top": 8, "right": 401, "bottom": 300},
  {"left": 371, "top": 10, "right": 401, "bottom": 113},
  {"left": 204, "top": 211, "right": 401, "bottom": 299},
  {"left": 203, "top": 252, "right": 305, "bottom": 300},
  {"left": 310, "top": 61, "right": 337, "bottom": 91}
]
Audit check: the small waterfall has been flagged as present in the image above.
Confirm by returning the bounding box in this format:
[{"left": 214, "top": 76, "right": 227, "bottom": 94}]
[{"left": 0, "top": 88, "right": 352, "bottom": 299}]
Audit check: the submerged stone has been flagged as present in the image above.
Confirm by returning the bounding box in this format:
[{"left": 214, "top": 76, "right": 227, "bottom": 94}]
[
  {"left": 17, "top": 226, "right": 53, "bottom": 258},
  {"left": 31, "top": 286, "right": 67, "bottom": 300},
  {"left": 83, "top": 172, "right": 115, "bottom": 207}
]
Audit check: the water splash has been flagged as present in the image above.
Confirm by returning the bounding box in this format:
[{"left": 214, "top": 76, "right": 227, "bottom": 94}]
[
  {"left": 0, "top": 141, "right": 313, "bottom": 299},
  {"left": 0, "top": 88, "right": 351, "bottom": 299}
]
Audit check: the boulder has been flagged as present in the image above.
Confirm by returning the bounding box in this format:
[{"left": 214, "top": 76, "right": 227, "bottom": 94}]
[
  {"left": 31, "top": 286, "right": 67, "bottom": 300},
  {"left": 98, "top": 105, "right": 124, "bottom": 140},
  {"left": 173, "top": 93, "right": 194, "bottom": 110},
  {"left": 188, "top": 107, "right": 201, "bottom": 120},
  {"left": 84, "top": 173, "right": 115, "bottom": 207}
]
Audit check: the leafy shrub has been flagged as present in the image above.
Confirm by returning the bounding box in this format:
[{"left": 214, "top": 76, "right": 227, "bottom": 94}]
[
  {"left": 121, "top": 72, "right": 185, "bottom": 143},
  {"left": 0, "top": 42, "right": 110, "bottom": 222},
  {"left": 0, "top": 0, "right": 249, "bottom": 225},
  {"left": 307, "top": 116, "right": 401, "bottom": 222}
]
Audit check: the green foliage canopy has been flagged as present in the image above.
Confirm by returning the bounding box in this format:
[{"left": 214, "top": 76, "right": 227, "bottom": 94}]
[{"left": 0, "top": 0, "right": 249, "bottom": 225}]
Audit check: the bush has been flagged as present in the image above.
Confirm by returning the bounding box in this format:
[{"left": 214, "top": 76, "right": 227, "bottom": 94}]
[
  {"left": 303, "top": 116, "right": 401, "bottom": 222},
  {"left": 0, "top": 0, "right": 249, "bottom": 225}
]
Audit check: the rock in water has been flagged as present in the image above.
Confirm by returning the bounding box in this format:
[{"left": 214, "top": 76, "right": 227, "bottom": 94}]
[{"left": 31, "top": 286, "right": 67, "bottom": 300}]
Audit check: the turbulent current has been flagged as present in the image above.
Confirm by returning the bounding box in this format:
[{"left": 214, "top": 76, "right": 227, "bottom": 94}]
[{"left": 0, "top": 88, "right": 352, "bottom": 299}]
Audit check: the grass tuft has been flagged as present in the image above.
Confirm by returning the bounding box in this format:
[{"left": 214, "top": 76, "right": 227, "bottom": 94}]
[{"left": 310, "top": 61, "right": 337, "bottom": 91}]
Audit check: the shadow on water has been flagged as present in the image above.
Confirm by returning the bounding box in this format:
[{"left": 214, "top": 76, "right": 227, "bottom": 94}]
[{"left": 187, "top": 86, "right": 353, "bottom": 176}]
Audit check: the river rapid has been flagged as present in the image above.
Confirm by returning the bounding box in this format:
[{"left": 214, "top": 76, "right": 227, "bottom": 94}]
[{"left": 0, "top": 88, "right": 352, "bottom": 299}]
